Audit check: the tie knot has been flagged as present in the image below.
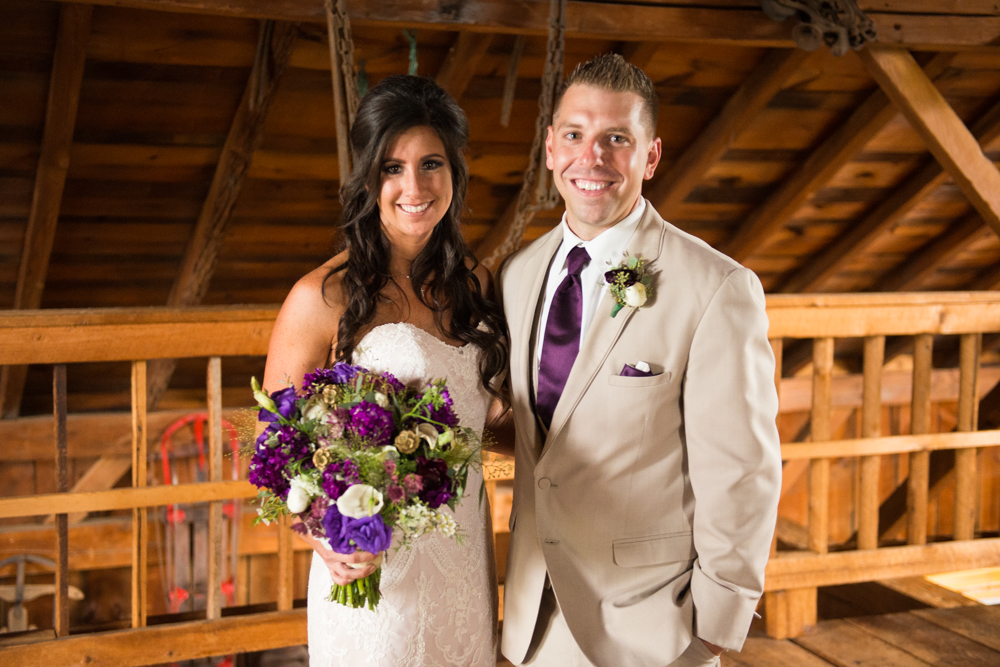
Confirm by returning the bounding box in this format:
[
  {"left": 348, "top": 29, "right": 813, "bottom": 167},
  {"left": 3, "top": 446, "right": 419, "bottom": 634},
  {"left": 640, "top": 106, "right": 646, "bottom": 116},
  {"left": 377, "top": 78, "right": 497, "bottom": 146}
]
[{"left": 566, "top": 246, "right": 590, "bottom": 276}]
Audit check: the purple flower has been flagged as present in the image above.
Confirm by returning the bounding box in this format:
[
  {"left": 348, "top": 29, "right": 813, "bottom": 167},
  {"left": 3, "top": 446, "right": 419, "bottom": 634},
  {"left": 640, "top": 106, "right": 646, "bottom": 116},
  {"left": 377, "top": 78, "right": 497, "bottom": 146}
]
[
  {"left": 416, "top": 456, "right": 453, "bottom": 509},
  {"left": 347, "top": 401, "right": 395, "bottom": 447},
  {"left": 387, "top": 484, "right": 405, "bottom": 503},
  {"left": 430, "top": 388, "right": 459, "bottom": 428},
  {"left": 379, "top": 372, "right": 405, "bottom": 394},
  {"left": 330, "top": 362, "right": 360, "bottom": 384},
  {"left": 322, "top": 504, "right": 392, "bottom": 555},
  {"left": 605, "top": 267, "right": 638, "bottom": 287},
  {"left": 248, "top": 424, "right": 313, "bottom": 498},
  {"left": 403, "top": 474, "right": 422, "bottom": 493},
  {"left": 258, "top": 386, "right": 298, "bottom": 422},
  {"left": 322, "top": 462, "right": 348, "bottom": 500}
]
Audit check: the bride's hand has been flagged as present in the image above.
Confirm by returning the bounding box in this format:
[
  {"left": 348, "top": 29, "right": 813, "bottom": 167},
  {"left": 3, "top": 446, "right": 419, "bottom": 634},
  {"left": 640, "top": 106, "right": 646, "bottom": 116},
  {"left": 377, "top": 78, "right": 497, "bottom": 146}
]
[{"left": 299, "top": 529, "right": 378, "bottom": 585}]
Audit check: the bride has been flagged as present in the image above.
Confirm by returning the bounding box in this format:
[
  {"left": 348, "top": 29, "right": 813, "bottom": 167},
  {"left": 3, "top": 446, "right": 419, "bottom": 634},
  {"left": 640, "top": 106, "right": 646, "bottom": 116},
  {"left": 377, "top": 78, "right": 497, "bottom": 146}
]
[{"left": 261, "top": 75, "right": 509, "bottom": 666}]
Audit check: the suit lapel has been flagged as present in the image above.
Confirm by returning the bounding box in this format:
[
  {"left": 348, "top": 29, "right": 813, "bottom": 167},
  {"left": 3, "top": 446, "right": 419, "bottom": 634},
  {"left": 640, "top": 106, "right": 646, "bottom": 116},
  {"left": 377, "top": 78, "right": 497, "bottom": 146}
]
[
  {"left": 510, "top": 228, "right": 562, "bottom": 441},
  {"left": 541, "top": 204, "right": 667, "bottom": 456}
]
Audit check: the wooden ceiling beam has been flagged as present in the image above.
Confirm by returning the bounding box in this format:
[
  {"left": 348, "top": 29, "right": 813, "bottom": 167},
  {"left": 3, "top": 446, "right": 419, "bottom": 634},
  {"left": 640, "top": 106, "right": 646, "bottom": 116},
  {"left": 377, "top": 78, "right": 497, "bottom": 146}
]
[
  {"left": 968, "top": 263, "right": 1000, "bottom": 291},
  {"left": 38, "top": 0, "right": 1000, "bottom": 49},
  {"left": 647, "top": 48, "right": 810, "bottom": 222},
  {"left": 722, "top": 51, "right": 954, "bottom": 263},
  {"left": 145, "top": 21, "right": 297, "bottom": 408},
  {"left": 781, "top": 78, "right": 1000, "bottom": 294},
  {"left": 0, "top": 4, "right": 91, "bottom": 419},
  {"left": 436, "top": 31, "right": 494, "bottom": 102},
  {"left": 620, "top": 41, "right": 659, "bottom": 70},
  {"left": 861, "top": 46, "right": 1000, "bottom": 239},
  {"left": 876, "top": 214, "right": 990, "bottom": 292}
]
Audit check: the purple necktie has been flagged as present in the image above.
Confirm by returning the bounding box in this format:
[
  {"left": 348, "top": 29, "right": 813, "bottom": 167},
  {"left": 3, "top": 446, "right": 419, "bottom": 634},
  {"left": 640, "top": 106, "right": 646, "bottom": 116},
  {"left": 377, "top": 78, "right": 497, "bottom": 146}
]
[{"left": 537, "top": 245, "right": 590, "bottom": 429}]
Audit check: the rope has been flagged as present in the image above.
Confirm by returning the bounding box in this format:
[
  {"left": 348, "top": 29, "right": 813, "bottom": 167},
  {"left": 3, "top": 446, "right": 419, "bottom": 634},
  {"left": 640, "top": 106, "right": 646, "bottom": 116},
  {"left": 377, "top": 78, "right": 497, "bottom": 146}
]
[{"left": 484, "top": 0, "right": 566, "bottom": 266}]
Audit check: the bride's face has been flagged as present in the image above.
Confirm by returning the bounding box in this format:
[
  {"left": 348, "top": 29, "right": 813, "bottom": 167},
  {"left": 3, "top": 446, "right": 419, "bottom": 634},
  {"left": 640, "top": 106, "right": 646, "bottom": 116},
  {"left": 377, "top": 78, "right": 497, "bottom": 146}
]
[{"left": 377, "top": 125, "right": 453, "bottom": 248}]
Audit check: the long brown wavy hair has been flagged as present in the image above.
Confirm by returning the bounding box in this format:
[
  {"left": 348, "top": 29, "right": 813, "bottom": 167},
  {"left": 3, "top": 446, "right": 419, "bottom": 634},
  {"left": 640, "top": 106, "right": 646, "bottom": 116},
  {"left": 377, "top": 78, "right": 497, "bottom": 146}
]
[{"left": 324, "top": 75, "right": 508, "bottom": 396}]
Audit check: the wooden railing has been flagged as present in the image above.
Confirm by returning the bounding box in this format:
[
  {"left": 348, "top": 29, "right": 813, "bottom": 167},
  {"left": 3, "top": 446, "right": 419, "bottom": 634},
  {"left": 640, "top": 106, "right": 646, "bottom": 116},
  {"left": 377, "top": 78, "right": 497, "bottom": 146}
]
[
  {"left": 763, "top": 293, "right": 1000, "bottom": 638},
  {"left": 0, "top": 294, "right": 999, "bottom": 662}
]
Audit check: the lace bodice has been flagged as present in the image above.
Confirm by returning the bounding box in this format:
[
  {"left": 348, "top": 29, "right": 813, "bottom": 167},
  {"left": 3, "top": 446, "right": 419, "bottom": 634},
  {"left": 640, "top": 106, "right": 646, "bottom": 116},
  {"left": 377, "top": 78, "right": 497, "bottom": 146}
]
[{"left": 307, "top": 322, "right": 497, "bottom": 667}]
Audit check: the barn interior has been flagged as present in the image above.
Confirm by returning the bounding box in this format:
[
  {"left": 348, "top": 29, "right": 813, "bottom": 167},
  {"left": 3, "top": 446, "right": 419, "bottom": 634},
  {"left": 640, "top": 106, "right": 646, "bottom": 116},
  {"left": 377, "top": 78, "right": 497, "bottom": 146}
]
[{"left": 1, "top": 1, "right": 1000, "bottom": 665}]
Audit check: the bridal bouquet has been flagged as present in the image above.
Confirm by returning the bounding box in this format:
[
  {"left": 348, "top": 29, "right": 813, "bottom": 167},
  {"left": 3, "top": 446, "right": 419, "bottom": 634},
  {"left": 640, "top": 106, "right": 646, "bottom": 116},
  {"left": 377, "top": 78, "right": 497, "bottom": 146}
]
[{"left": 248, "top": 362, "right": 483, "bottom": 611}]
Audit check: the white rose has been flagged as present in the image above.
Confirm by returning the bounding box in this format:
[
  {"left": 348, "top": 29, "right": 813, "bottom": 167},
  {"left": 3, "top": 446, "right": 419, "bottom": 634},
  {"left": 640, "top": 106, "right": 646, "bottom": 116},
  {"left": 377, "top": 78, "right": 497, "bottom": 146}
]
[
  {"left": 623, "top": 282, "right": 647, "bottom": 308},
  {"left": 374, "top": 392, "right": 389, "bottom": 408},
  {"left": 337, "top": 484, "right": 384, "bottom": 518},
  {"left": 286, "top": 477, "right": 313, "bottom": 514},
  {"left": 302, "top": 395, "right": 329, "bottom": 421},
  {"left": 415, "top": 423, "right": 440, "bottom": 449}
]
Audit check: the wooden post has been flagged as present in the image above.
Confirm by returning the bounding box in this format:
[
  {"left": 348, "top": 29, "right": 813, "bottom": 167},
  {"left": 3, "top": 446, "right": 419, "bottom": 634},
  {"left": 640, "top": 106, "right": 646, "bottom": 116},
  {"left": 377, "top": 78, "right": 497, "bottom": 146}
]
[
  {"left": 954, "top": 333, "right": 980, "bottom": 540},
  {"left": 859, "top": 336, "right": 884, "bottom": 550},
  {"left": 770, "top": 337, "right": 782, "bottom": 559},
  {"left": 764, "top": 587, "right": 817, "bottom": 640},
  {"left": 206, "top": 357, "right": 225, "bottom": 619},
  {"left": 130, "top": 360, "right": 148, "bottom": 628},
  {"left": 809, "top": 337, "right": 833, "bottom": 555},
  {"left": 53, "top": 364, "right": 70, "bottom": 637},
  {"left": 908, "top": 334, "right": 933, "bottom": 545},
  {"left": 277, "top": 515, "right": 294, "bottom": 611}
]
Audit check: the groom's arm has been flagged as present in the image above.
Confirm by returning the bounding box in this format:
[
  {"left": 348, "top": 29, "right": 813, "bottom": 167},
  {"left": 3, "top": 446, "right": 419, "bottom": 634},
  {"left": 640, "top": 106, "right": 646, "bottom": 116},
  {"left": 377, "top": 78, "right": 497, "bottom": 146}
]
[{"left": 682, "top": 267, "right": 782, "bottom": 651}]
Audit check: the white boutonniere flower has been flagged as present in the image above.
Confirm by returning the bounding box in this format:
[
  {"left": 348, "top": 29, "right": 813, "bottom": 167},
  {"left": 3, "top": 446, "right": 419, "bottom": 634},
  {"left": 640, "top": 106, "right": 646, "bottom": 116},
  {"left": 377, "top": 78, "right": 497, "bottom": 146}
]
[{"left": 604, "top": 254, "right": 653, "bottom": 317}]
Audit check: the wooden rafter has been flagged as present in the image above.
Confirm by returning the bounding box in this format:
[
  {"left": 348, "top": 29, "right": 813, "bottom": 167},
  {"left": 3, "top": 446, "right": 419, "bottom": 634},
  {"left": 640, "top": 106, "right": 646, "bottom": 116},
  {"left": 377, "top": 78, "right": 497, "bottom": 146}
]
[
  {"left": 39, "top": 0, "right": 1000, "bottom": 50},
  {"left": 436, "top": 31, "right": 494, "bottom": 101},
  {"left": 781, "top": 89, "right": 1000, "bottom": 293},
  {"left": 0, "top": 3, "right": 91, "bottom": 419},
  {"left": 969, "top": 263, "right": 1000, "bottom": 291},
  {"left": 861, "top": 47, "right": 1000, "bottom": 237},
  {"left": 876, "top": 214, "right": 990, "bottom": 292},
  {"left": 474, "top": 197, "right": 519, "bottom": 266},
  {"left": 620, "top": 41, "right": 659, "bottom": 70},
  {"left": 145, "top": 20, "right": 297, "bottom": 408},
  {"left": 722, "top": 52, "right": 954, "bottom": 263},
  {"left": 647, "top": 48, "right": 810, "bottom": 222}
]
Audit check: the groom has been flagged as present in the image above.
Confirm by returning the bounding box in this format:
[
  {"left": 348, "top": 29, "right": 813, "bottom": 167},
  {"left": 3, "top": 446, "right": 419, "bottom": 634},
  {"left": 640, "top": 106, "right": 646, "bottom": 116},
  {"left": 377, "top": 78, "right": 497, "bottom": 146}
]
[{"left": 498, "top": 54, "right": 782, "bottom": 667}]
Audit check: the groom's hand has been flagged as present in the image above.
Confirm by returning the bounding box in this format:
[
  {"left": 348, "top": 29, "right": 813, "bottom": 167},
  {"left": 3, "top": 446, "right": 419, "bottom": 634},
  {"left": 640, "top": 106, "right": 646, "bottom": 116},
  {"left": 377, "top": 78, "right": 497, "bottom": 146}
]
[{"left": 700, "top": 639, "right": 724, "bottom": 656}]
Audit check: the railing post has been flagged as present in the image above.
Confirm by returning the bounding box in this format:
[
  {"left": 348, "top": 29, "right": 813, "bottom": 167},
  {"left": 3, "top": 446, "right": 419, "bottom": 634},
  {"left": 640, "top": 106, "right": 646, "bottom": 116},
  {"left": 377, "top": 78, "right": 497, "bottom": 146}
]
[
  {"left": 908, "top": 333, "right": 933, "bottom": 545},
  {"left": 955, "top": 333, "right": 981, "bottom": 540},
  {"left": 277, "top": 515, "right": 294, "bottom": 610},
  {"left": 858, "top": 336, "right": 884, "bottom": 550},
  {"left": 207, "top": 356, "right": 225, "bottom": 619},
  {"left": 53, "top": 364, "right": 70, "bottom": 637},
  {"left": 131, "top": 360, "right": 148, "bottom": 628},
  {"left": 809, "top": 337, "right": 833, "bottom": 555}
]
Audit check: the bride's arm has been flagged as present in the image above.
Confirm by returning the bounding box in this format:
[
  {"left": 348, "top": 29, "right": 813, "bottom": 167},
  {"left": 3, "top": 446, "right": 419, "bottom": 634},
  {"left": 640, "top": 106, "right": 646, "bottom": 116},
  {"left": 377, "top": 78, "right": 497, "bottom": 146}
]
[{"left": 261, "top": 265, "right": 379, "bottom": 585}]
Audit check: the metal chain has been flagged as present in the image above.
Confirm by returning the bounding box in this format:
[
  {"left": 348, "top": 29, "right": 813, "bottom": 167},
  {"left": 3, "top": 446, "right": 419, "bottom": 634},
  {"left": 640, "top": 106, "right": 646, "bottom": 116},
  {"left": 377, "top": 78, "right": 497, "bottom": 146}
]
[{"left": 484, "top": 0, "right": 566, "bottom": 267}]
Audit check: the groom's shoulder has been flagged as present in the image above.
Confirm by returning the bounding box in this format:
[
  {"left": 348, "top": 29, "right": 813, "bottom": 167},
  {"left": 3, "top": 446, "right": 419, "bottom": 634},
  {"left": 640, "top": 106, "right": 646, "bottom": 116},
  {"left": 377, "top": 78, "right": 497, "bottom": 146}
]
[{"left": 648, "top": 205, "right": 745, "bottom": 279}]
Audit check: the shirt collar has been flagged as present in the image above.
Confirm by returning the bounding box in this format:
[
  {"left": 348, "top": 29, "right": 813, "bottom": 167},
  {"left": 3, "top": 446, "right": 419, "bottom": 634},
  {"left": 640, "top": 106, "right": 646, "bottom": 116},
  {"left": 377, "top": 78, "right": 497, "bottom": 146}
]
[{"left": 555, "top": 198, "right": 646, "bottom": 272}]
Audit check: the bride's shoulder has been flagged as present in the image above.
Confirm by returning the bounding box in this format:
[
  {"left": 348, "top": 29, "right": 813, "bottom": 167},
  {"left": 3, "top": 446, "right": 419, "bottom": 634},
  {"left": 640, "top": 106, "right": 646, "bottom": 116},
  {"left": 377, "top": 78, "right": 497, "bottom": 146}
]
[{"left": 278, "top": 251, "right": 349, "bottom": 327}]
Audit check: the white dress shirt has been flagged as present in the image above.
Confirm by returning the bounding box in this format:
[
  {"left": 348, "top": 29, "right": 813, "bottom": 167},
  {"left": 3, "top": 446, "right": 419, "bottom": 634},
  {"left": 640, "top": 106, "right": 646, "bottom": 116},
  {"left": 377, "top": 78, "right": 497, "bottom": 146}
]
[{"left": 535, "top": 198, "right": 646, "bottom": 365}]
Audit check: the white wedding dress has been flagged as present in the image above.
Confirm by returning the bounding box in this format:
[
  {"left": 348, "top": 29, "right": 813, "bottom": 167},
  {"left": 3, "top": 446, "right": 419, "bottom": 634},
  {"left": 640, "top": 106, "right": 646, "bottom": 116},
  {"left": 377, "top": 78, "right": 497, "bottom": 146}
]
[{"left": 307, "top": 322, "right": 498, "bottom": 666}]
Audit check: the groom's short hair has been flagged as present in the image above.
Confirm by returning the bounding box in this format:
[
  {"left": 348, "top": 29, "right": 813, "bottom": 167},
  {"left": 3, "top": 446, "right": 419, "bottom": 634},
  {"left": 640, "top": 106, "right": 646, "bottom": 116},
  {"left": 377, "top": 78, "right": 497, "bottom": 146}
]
[{"left": 554, "top": 53, "right": 659, "bottom": 137}]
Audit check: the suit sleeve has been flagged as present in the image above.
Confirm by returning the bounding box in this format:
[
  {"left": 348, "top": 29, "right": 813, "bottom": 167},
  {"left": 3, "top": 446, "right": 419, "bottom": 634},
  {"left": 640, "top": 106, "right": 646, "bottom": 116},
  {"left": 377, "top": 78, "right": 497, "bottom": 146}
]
[{"left": 683, "top": 267, "right": 782, "bottom": 650}]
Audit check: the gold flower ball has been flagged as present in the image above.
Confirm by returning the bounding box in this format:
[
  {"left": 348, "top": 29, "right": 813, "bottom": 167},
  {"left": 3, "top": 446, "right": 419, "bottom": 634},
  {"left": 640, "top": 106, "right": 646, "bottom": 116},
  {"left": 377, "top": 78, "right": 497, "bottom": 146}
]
[
  {"left": 394, "top": 430, "right": 421, "bottom": 455},
  {"left": 312, "top": 447, "right": 334, "bottom": 471}
]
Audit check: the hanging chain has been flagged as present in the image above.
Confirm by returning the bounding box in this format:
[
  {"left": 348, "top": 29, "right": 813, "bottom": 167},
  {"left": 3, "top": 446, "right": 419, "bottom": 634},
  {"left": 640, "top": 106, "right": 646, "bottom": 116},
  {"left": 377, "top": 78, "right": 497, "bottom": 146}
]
[
  {"left": 331, "top": 0, "right": 359, "bottom": 125},
  {"left": 484, "top": 0, "right": 566, "bottom": 267}
]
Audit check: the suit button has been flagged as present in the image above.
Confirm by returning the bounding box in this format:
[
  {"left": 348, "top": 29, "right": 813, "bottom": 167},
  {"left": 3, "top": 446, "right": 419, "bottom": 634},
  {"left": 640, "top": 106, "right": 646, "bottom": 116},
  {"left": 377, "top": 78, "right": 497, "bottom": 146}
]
[{"left": 538, "top": 478, "right": 552, "bottom": 490}]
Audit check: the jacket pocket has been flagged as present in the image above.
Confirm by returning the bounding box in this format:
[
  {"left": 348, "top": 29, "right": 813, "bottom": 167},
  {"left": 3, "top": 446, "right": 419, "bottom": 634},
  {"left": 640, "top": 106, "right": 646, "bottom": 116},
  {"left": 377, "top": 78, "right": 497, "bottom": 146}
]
[
  {"left": 607, "top": 371, "right": 672, "bottom": 388},
  {"left": 612, "top": 531, "right": 694, "bottom": 567}
]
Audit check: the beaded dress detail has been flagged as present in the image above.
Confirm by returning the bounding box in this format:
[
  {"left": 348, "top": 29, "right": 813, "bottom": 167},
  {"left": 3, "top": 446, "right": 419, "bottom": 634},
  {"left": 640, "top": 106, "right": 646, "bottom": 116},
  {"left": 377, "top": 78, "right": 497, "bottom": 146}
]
[{"left": 307, "top": 323, "right": 497, "bottom": 666}]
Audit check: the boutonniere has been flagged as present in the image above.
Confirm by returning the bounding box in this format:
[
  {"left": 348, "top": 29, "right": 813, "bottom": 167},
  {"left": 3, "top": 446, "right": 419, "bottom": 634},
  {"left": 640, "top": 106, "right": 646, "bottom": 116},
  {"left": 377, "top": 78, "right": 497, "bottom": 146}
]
[{"left": 604, "top": 254, "right": 653, "bottom": 318}]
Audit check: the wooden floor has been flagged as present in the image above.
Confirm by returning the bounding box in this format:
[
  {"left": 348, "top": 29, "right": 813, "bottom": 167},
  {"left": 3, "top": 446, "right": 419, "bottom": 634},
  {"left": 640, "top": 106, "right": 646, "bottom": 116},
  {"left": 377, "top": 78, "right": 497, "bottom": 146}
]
[{"left": 497, "top": 605, "right": 1000, "bottom": 666}]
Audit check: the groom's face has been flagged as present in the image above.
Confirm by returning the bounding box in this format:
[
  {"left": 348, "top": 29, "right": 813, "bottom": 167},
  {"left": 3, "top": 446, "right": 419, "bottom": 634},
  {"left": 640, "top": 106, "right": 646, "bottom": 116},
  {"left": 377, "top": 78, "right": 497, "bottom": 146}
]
[{"left": 546, "top": 84, "right": 661, "bottom": 241}]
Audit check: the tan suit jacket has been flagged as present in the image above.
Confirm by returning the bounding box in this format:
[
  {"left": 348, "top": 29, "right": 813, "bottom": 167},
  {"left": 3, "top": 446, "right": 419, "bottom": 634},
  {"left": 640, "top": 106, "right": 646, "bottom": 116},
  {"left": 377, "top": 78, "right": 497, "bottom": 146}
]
[{"left": 498, "top": 202, "right": 782, "bottom": 667}]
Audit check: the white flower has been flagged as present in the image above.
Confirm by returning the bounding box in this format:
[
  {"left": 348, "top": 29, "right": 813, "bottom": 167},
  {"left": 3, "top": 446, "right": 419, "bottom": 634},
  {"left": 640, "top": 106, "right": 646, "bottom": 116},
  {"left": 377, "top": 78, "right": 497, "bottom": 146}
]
[
  {"left": 337, "top": 484, "right": 384, "bottom": 518},
  {"left": 623, "top": 282, "right": 647, "bottom": 308},
  {"left": 415, "top": 423, "right": 440, "bottom": 449},
  {"left": 302, "top": 395, "right": 329, "bottom": 421},
  {"left": 374, "top": 392, "right": 389, "bottom": 408},
  {"left": 256, "top": 507, "right": 271, "bottom": 526},
  {"left": 286, "top": 478, "right": 311, "bottom": 514}
]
